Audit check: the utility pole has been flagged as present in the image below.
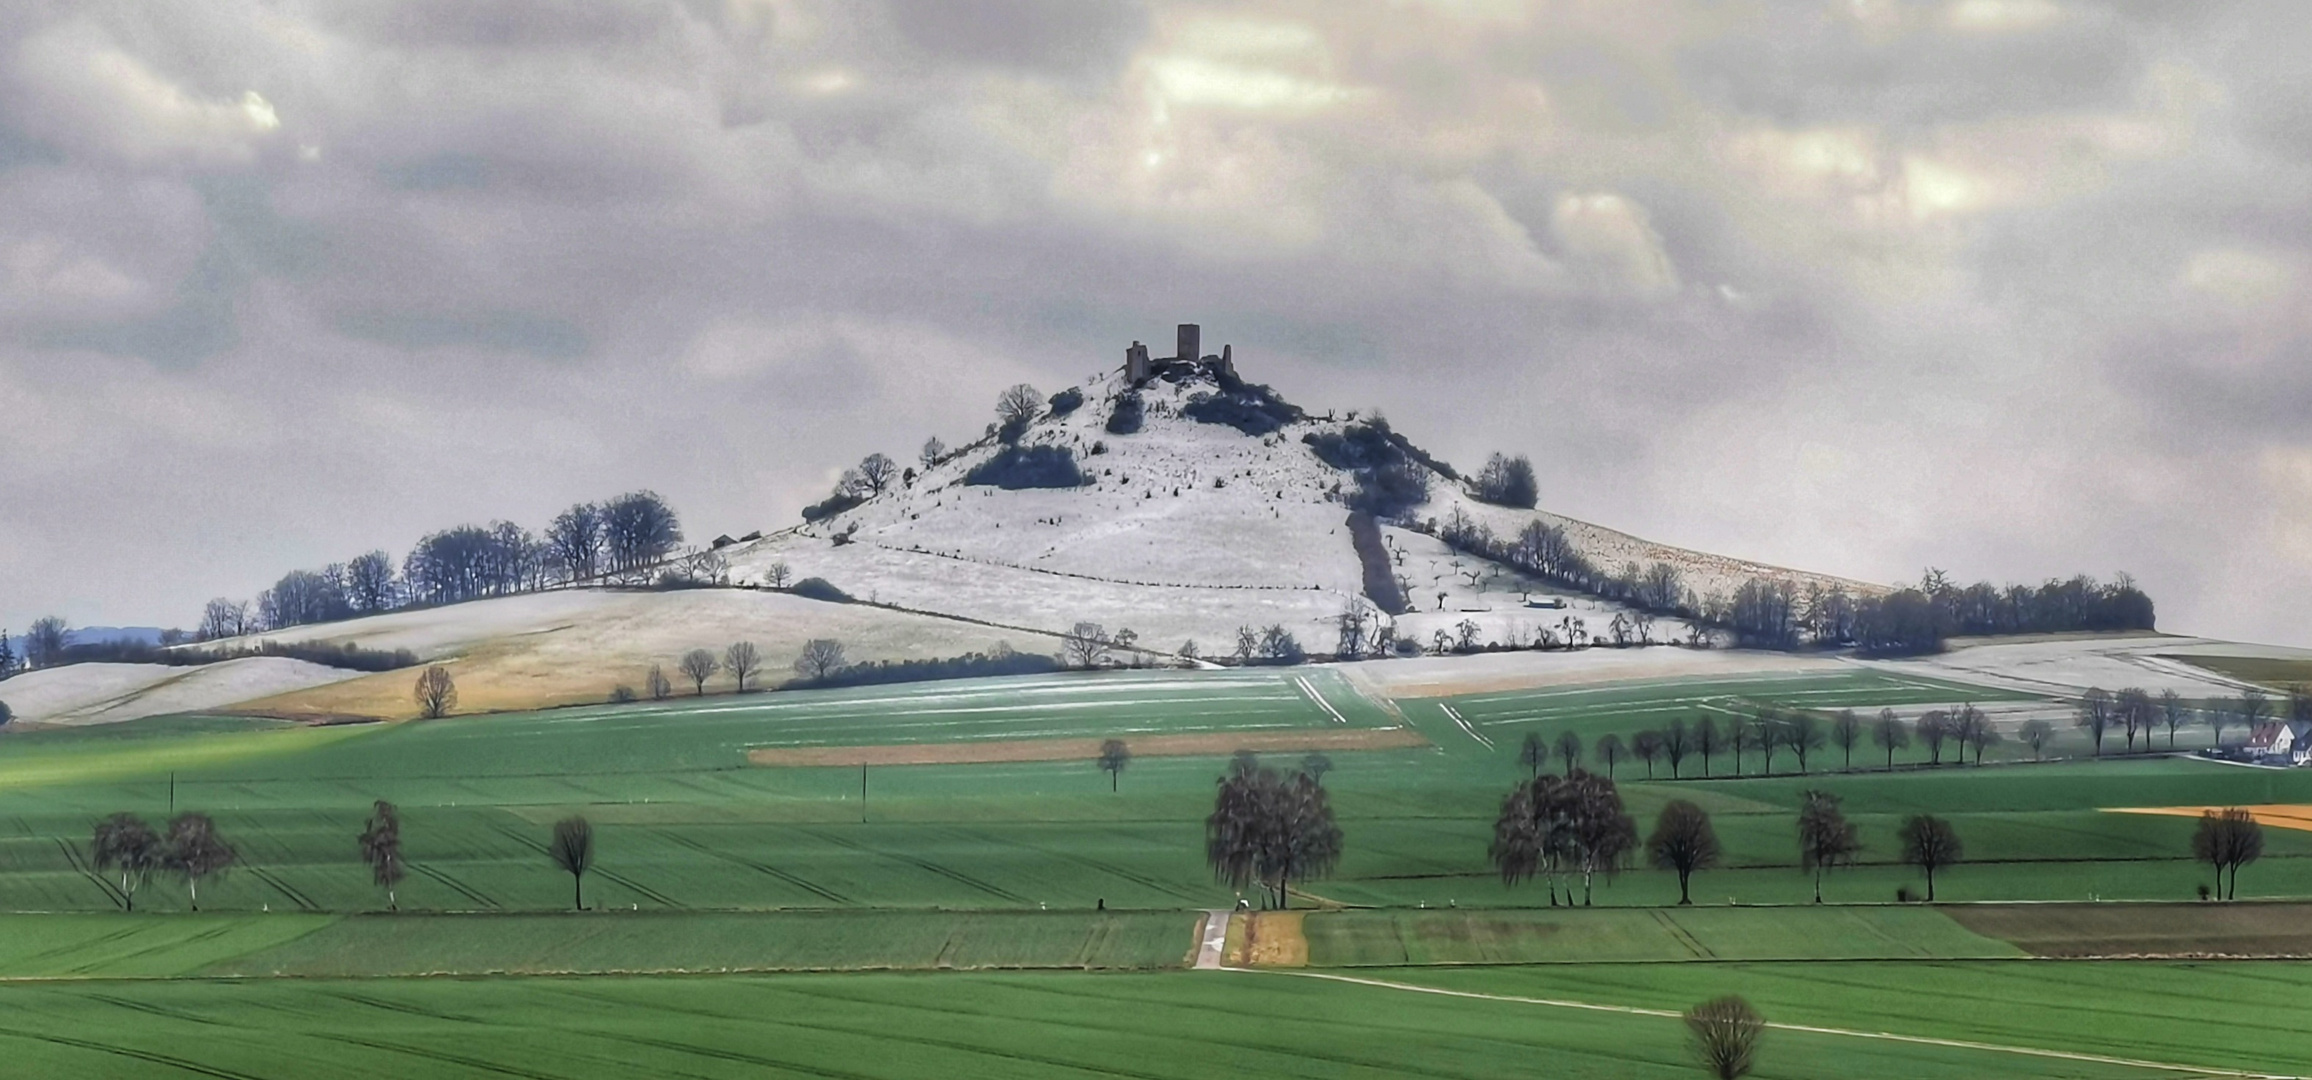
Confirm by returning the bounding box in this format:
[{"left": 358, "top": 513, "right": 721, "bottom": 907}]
[
  {"left": 168, "top": 772, "right": 175, "bottom": 815},
  {"left": 860, "top": 763, "right": 868, "bottom": 824}
]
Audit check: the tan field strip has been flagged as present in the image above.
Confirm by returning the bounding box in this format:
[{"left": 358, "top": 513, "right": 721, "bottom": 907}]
[
  {"left": 2108, "top": 805, "right": 2312, "bottom": 832},
  {"left": 747, "top": 726, "right": 1429, "bottom": 767}
]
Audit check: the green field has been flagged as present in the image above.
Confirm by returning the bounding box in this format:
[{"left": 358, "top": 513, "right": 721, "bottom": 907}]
[{"left": 1, "top": 661, "right": 2307, "bottom": 1076}]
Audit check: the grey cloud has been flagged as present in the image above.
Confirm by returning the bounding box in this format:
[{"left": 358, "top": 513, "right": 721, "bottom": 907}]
[{"left": 884, "top": 0, "right": 1148, "bottom": 79}]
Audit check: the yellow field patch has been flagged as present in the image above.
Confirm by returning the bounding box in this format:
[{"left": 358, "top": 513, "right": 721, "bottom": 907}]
[
  {"left": 1239, "top": 911, "right": 1308, "bottom": 967},
  {"left": 2107, "top": 805, "right": 2312, "bottom": 833},
  {"left": 747, "top": 726, "right": 1429, "bottom": 767}
]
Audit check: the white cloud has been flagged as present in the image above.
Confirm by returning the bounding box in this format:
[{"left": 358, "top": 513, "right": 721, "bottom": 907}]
[{"left": 7, "top": 22, "right": 281, "bottom": 167}]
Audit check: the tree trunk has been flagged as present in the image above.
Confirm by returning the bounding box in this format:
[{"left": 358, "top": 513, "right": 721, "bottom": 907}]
[
  {"left": 1110, "top": 771, "right": 1118, "bottom": 793},
  {"left": 1813, "top": 869, "right": 1823, "bottom": 904},
  {"left": 389, "top": 888, "right": 397, "bottom": 912},
  {"left": 1677, "top": 868, "right": 1692, "bottom": 905},
  {"left": 1925, "top": 867, "right": 1935, "bottom": 902},
  {"left": 573, "top": 873, "right": 583, "bottom": 911}
]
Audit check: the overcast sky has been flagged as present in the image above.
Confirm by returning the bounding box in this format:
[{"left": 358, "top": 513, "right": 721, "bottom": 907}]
[{"left": 3, "top": 0, "right": 2307, "bottom": 647}]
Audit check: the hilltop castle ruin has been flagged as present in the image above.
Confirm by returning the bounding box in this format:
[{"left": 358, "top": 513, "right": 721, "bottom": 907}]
[{"left": 1124, "top": 324, "right": 1234, "bottom": 384}]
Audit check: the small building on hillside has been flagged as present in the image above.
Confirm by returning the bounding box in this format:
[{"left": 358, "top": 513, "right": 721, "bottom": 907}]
[
  {"left": 1124, "top": 324, "right": 1236, "bottom": 384},
  {"left": 2244, "top": 720, "right": 2312, "bottom": 766}
]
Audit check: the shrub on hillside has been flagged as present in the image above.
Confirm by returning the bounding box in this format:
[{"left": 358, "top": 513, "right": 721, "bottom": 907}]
[
  {"left": 1350, "top": 461, "right": 1431, "bottom": 519},
  {"left": 1472, "top": 452, "right": 1539, "bottom": 509},
  {"left": 801, "top": 491, "right": 864, "bottom": 522},
  {"left": 1182, "top": 387, "right": 1301, "bottom": 436},
  {"left": 789, "top": 577, "right": 854, "bottom": 603},
  {"left": 788, "top": 648, "right": 1062, "bottom": 689},
  {"left": 1047, "top": 387, "right": 1084, "bottom": 416},
  {"left": 1106, "top": 391, "right": 1144, "bottom": 435},
  {"left": 965, "top": 445, "right": 1087, "bottom": 489}
]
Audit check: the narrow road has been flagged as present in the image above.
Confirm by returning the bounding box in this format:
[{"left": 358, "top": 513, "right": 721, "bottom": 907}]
[{"left": 1193, "top": 909, "right": 1232, "bottom": 970}]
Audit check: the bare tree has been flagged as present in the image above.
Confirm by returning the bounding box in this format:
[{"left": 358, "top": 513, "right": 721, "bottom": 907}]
[
  {"left": 1872, "top": 708, "right": 1909, "bottom": 769},
  {"left": 1098, "top": 738, "right": 1131, "bottom": 792},
  {"left": 2234, "top": 689, "right": 2273, "bottom": 746},
  {"left": 1632, "top": 730, "right": 1664, "bottom": 779},
  {"left": 1662, "top": 718, "right": 1690, "bottom": 779},
  {"left": 995, "top": 383, "right": 1044, "bottom": 435},
  {"left": 1685, "top": 996, "right": 1765, "bottom": 1080},
  {"left": 646, "top": 664, "right": 673, "bottom": 701},
  {"left": 1301, "top": 753, "right": 1333, "bottom": 783},
  {"left": 1593, "top": 733, "right": 1625, "bottom": 779},
  {"left": 856, "top": 453, "right": 899, "bottom": 496},
  {"left": 920, "top": 436, "right": 947, "bottom": 469},
  {"left": 91, "top": 814, "right": 160, "bottom": 911},
  {"left": 1785, "top": 713, "right": 1824, "bottom": 774},
  {"left": 1797, "top": 790, "right": 1860, "bottom": 903},
  {"left": 346, "top": 551, "right": 397, "bottom": 612},
  {"left": 1897, "top": 814, "right": 1963, "bottom": 901},
  {"left": 25, "top": 616, "right": 68, "bottom": 668},
  {"left": 546, "top": 503, "right": 605, "bottom": 583},
  {"left": 198, "top": 598, "right": 252, "bottom": 642},
  {"left": 162, "top": 813, "right": 236, "bottom": 911},
  {"left": 1693, "top": 715, "right": 1719, "bottom": 778},
  {"left": 794, "top": 639, "right": 846, "bottom": 681},
  {"left": 725, "top": 642, "right": 762, "bottom": 692},
  {"left": 359, "top": 801, "right": 404, "bottom": 910},
  {"left": 2116, "top": 686, "right": 2154, "bottom": 754},
  {"left": 1062, "top": 622, "right": 1113, "bottom": 669},
  {"left": 2193, "top": 808, "right": 2263, "bottom": 900},
  {"left": 2019, "top": 718, "right": 2055, "bottom": 760},
  {"left": 413, "top": 666, "right": 458, "bottom": 719},
  {"left": 2159, "top": 689, "right": 2189, "bottom": 750},
  {"left": 1519, "top": 732, "right": 1548, "bottom": 778},
  {"left": 765, "top": 561, "right": 793, "bottom": 589},
  {"left": 1830, "top": 710, "right": 1862, "bottom": 770},
  {"left": 1553, "top": 730, "right": 1583, "bottom": 777},
  {"left": 2074, "top": 687, "right": 2115, "bottom": 756},
  {"left": 1646, "top": 799, "right": 1721, "bottom": 905},
  {"left": 550, "top": 816, "right": 594, "bottom": 910},
  {"left": 1917, "top": 709, "right": 1951, "bottom": 766},
  {"left": 678, "top": 649, "right": 720, "bottom": 695}
]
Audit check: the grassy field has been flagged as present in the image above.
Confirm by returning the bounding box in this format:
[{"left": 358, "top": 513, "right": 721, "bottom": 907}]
[
  {"left": 2171, "top": 654, "right": 2312, "bottom": 689},
  {"left": 0, "top": 662, "right": 2307, "bottom": 1075},
  {"left": 0, "top": 965, "right": 2265, "bottom": 1079}
]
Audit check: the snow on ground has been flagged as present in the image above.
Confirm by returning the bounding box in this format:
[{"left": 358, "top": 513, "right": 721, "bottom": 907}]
[
  {"left": 1865, "top": 635, "right": 2268, "bottom": 702},
  {"left": 193, "top": 588, "right": 633, "bottom": 661},
  {"left": 235, "top": 588, "right": 1062, "bottom": 720},
  {"left": 1341, "top": 647, "right": 1847, "bottom": 699},
  {"left": 0, "top": 658, "right": 362, "bottom": 726}
]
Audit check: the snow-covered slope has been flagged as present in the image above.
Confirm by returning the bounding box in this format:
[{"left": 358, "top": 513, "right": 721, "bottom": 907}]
[
  {"left": 722, "top": 361, "right": 1874, "bottom": 654},
  {"left": 0, "top": 658, "right": 362, "bottom": 726}
]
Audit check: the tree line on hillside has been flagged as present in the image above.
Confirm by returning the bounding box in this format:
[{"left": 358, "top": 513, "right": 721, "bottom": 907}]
[{"left": 0, "top": 618, "right": 419, "bottom": 679}]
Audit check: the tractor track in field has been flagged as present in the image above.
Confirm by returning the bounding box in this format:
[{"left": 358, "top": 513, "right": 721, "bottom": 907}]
[
  {"left": 322, "top": 1035, "right": 573, "bottom": 1080},
  {"left": 1248, "top": 969, "right": 2307, "bottom": 1080},
  {"left": 489, "top": 824, "right": 685, "bottom": 909},
  {"left": 69, "top": 922, "right": 243, "bottom": 975},
  {"left": 648, "top": 828, "right": 850, "bottom": 905},
  {"left": 942, "top": 825, "right": 1205, "bottom": 903},
  {"left": 406, "top": 860, "right": 500, "bottom": 909},
  {"left": 244, "top": 864, "right": 319, "bottom": 911},
  {"left": 53, "top": 837, "right": 127, "bottom": 909},
  {"left": 0, "top": 1027, "right": 267, "bottom": 1080},
  {"left": 799, "top": 827, "right": 1029, "bottom": 904}
]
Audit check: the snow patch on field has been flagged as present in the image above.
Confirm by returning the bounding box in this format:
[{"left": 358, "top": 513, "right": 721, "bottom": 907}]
[{"left": 0, "top": 658, "right": 362, "bottom": 726}]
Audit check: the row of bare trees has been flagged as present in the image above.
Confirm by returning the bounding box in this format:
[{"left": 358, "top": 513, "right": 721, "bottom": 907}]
[
  {"left": 2076, "top": 685, "right": 2312, "bottom": 755},
  {"left": 89, "top": 813, "right": 237, "bottom": 911},
  {"left": 1527, "top": 707, "right": 2021, "bottom": 786}
]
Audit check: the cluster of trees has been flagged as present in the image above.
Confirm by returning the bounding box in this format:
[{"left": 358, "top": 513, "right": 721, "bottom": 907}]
[
  {"left": 198, "top": 491, "right": 684, "bottom": 640},
  {"left": 89, "top": 812, "right": 237, "bottom": 911},
  {"left": 1488, "top": 768, "right": 1636, "bottom": 906},
  {"left": 2079, "top": 685, "right": 2312, "bottom": 755},
  {"left": 1205, "top": 752, "right": 1341, "bottom": 910},
  {"left": 0, "top": 618, "right": 72, "bottom": 674},
  {"left": 1470, "top": 452, "right": 1538, "bottom": 509},
  {"left": 1543, "top": 706, "right": 2010, "bottom": 785}
]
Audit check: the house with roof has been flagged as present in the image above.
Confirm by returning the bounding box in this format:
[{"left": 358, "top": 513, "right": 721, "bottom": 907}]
[{"left": 2244, "top": 720, "right": 2312, "bottom": 766}]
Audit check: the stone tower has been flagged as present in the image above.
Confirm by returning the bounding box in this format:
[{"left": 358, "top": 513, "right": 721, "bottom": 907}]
[
  {"left": 1176, "top": 323, "right": 1200, "bottom": 363},
  {"left": 1124, "top": 340, "right": 1150, "bottom": 382}
]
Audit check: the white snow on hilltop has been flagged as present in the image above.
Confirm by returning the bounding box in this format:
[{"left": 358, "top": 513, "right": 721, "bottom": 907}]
[
  {"left": 721, "top": 362, "right": 1873, "bottom": 655},
  {"left": 0, "top": 658, "right": 362, "bottom": 727}
]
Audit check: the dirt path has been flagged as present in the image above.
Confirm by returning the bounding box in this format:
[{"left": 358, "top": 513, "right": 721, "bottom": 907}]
[
  {"left": 1193, "top": 910, "right": 1231, "bottom": 970},
  {"left": 1235, "top": 969, "right": 2304, "bottom": 1080}
]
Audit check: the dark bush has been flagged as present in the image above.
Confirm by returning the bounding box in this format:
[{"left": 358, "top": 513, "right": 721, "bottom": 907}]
[
  {"left": 801, "top": 491, "right": 864, "bottom": 522},
  {"left": 1182, "top": 387, "right": 1301, "bottom": 436},
  {"left": 965, "top": 445, "right": 1087, "bottom": 489},
  {"left": 789, "top": 649, "right": 1062, "bottom": 690},
  {"left": 789, "top": 577, "right": 854, "bottom": 603},
  {"left": 1047, "top": 388, "right": 1084, "bottom": 416},
  {"left": 1106, "top": 392, "right": 1144, "bottom": 435},
  {"left": 50, "top": 638, "right": 420, "bottom": 673},
  {"left": 1472, "top": 452, "right": 1539, "bottom": 509},
  {"left": 1350, "top": 462, "right": 1431, "bottom": 518}
]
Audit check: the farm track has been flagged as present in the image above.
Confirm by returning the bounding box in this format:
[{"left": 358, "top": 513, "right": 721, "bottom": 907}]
[
  {"left": 489, "top": 824, "right": 685, "bottom": 909},
  {"left": 647, "top": 828, "right": 851, "bottom": 905},
  {"left": 799, "top": 828, "right": 1029, "bottom": 904}
]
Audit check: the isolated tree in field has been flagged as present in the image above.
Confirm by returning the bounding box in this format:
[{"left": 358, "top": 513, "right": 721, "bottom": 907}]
[
  {"left": 793, "top": 638, "right": 846, "bottom": 682},
  {"left": 2159, "top": 690, "right": 2188, "bottom": 750},
  {"left": 764, "top": 561, "right": 793, "bottom": 589},
  {"left": 1897, "top": 814, "right": 1963, "bottom": 901},
  {"left": 674, "top": 649, "right": 717, "bottom": 695},
  {"left": 1098, "top": 739, "right": 1131, "bottom": 792},
  {"left": 25, "top": 616, "right": 68, "bottom": 668},
  {"left": 413, "top": 665, "right": 458, "bottom": 719},
  {"left": 1872, "top": 709, "right": 1909, "bottom": 769},
  {"left": 1594, "top": 733, "right": 1625, "bottom": 780},
  {"left": 2019, "top": 718, "right": 2055, "bottom": 760},
  {"left": 2075, "top": 688, "right": 2115, "bottom": 756},
  {"left": 1519, "top": 732, "right": 1548, "bottom": 778},
  {"left": 1830, "top": 710, "right": 1861, "bottom": 770},
  {"left": 359, "top": 800, "right": 404, "bottom": 911},
  {"left": 1662, "top": 718, "right": 1690, "bottom": 779},
  {"left": 1632, "top": 730, "right": 1664, "bottom": 779},
  {"left": 1796, "top": 790, "right": 1860, "bottom": 904},
  {"left": 1685, "top": 996, "right": 1765, "bottom": 1080},
  {"left": 551, "top": 816, "right": 594, "bottom": 910},
  {"left": 91, "top": 814, "right": 160, "bottom": 911},
  {"left": 724, "top": 642, "right": 761, "bottom": 692},
  {"left": 2116, "top": 687, "right": 2154, "bottom": 754},
  {"left": 856, "top": 453, "right": 900, "bottom": 496},
  {"left": 1554, "top": 731, "right": 1583, "bottom": 777},
  {"left": 1693, "top": 715, "right": 1719, "bottom": 777},
  {"left": 1786, "top": 713, "right": 1824, "bottom": 774},
  {"left": 1206, "top": 758, "right": 1341, "bottom": 910},
  {"left": 163, "top": 813, "right": 236, "bottom": 911},
  {"left": 2194, "top": 808, "right": 2263, "bottom": 901},
  {"left": 1300, "top": 753, "right": 1332, "bottom": 784},
  {"left": 1062, "top": 622, "right": 1113, "bottom": 669},
  {"left": 1646, "top": 800, "right": 1721, "bottom": 906},
  {"left": 646, "top": 665, "right": 672, "bottom": 701},
  {"left": 920, "top": 436, "right": 947, "bottom": 469}
]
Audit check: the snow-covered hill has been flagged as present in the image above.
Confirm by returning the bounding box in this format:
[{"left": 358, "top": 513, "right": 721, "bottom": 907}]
[{"left": 721, "top": 357, "right": 1878, "bottom": 656}]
